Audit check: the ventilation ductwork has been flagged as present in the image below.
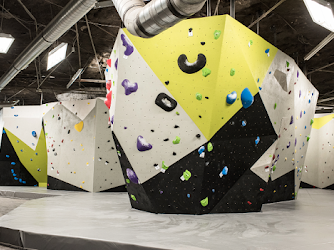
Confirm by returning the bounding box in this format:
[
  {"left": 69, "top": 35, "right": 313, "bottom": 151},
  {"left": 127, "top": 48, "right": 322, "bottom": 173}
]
[
  {"left": 0, "top": 0, "right": 96, "bottom": 91},
  {"left": 112, "top": 0, "right": 207, "bottom": 38}
]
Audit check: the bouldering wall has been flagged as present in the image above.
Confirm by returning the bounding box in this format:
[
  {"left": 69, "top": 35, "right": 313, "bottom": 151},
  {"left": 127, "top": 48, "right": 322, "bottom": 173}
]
[
  {"left": 105, "top": 15, "right": 318, "bottom": 214},
  {"left": 0, "top": 106, "right": 48, "bottom": 187},
  {"left": 44, "top": 98, "right": 124, "bottom": 192},
  {"left": 302, "top": 113, "right": 334, "bottom": 189}
]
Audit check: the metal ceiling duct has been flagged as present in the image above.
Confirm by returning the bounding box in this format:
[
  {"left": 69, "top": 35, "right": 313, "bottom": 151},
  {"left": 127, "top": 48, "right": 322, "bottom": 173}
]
[
  {"left": 0, "top": 0, "right": 97, "bottom": 91},
  {"left": 112, "top": 0, "right": 207, "bottom": 38}
]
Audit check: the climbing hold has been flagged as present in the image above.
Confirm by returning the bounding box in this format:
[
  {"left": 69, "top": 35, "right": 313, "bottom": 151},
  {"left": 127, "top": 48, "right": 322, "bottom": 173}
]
[
  {"left": 198, "top": 146, "right": 205, "bottom": 155},
  {"left": 255, "top": 136, "right": 260, "bottom": 145},
  {"left": 196, "top": 93, "right": 202, "bottom": 100},
  {"left": 165, "top": 81, "right": 169, "bottom": 85},
  {"left": 248, "top": 40, "right": 253, "bottom": 47},
  {"left": 241, "top": 88, "right": 254, "bottom": 109},
  {"left": 273, "top": 165, "right": 276, "bottom": 171},
  {"left": 200, "top": 197, "right": 208, "bottom": 207},
  {"left": 287, "top": 141, "right": 291, "bottom": 148},
  {"left": 104, "top": 91, "right": 112, "bottom": 109},
  {"left": 265, "top": 48, "right": 270, "bottom": 56},
  {"left": 202, "top": 67, "right": 211, "bottom": 77},
  {"left": 121, "top": 34, "right": 134, "bottom": 56},
  {"left": 74, "top": 121, "right": 84, "bottom": 132},
  {"left": 226, "top": 91, "right": 237, "bottom": 105},
  {"left": 126, "top": 168, "right": 140, "bottom": 184},
  {"left": 173, "top": 136, "right": 181, "bottom": 144},
  {"left": 131, "top": 194, "right": 136, "bottom": 201},
  {"left": 200, "top": 152, "right": 205, "bottom": 158},
  {"left": 207, "top": 142, "right": 213, "bottom": 152},
  {"left": 274, "top": 103, "right": 277, "bottom": 110},
  {"left": 106, "top": 80, "right": 112, "bottom": 91},
  {"left": 214, "top": 30, "right": 221, "bottom": 39},
  {"left": 180, "top": 170, "right": 191, "bottom": 181},
  {"left": 196, "top": 134, "right": 201, "bottom": 138},
  {"left": 161, "top": 161, "right": 169, "bottom": 173},
  {"left": 219, "top": 166, "right": 228, "bottom": 177},
  {"left": 290, "top": 116, "right": 294, "bottom": 125},
  {"left": 122, "top": 79, "right": 138, "bottom": 95},
  {"left": 307, "top": 136, "right": 310, "bottom": 142},
  {"left": 201, "top": 42, "right": 205, "bottom": 45},
  {"left": 115, "top": 58, "right": 118, "bottom": 70},
  {"left": 230, "top": 68, "right": 236, "bottom": 76},
  {"left": 32, "top": 131, "right": 37, "bottom": 137},
  {"left": 155, "top": 93, "right": 177, "bottom": 112},
  {"left": 242, "top": 120, "right": 247, "bottom": 127},
  {"left": 137, "top": 136, "right": 153, "bottom": 151},
  {"left": 310, "top": 119, "right": 314, "bottom": 126},
  {"left": 187, "top": 194, "right": 190, "bottom": 198},
  {"left": 178, "top": 54, "right": 206, "bottom": 74}
]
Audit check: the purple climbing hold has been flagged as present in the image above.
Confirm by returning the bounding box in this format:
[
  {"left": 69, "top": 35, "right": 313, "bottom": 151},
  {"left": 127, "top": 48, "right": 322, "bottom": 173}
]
[
  {"left": 295, "top": 138, "right": 297, "bottom": 146},
  {"left": 287, "top": 141, "right": 291, "bottom": 148},
  {"left": 300, "top": 110, "right": 302, "bottom": 118},
  {"left": 137, "top": 135, "right": 153, "bottom": 152},
  {"left": 297, "top": 70, "right": 299, "bottom": 78},
  {"left": 115, "top": 58, "right": 118, "bottom": 70},
  {"left": 126, "top": 168, "right": 139, "bottom": 184},
  {"left": 111, "top": 115, "right": 114, "bottom": 125},
  {"left": 121, "top": 34, "right": 134, "bottom": 56},
  {"left": 299, "top": 90, "right": 301, "bottom": 98},
  {"left": 122, "top": 79, "right": 138, "bottom": 95},
  {"left": 290, "top": 116, "right": 294, "bottom": 125}
]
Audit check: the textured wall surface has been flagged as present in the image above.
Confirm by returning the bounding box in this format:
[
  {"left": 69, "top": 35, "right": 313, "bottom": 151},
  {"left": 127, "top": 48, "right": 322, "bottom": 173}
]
[
  {"left": 104, "top": 15, "right": 319, "bottom": 214},
  {"left": 303, "top": 113, "right": 334, "bottom": 189}
]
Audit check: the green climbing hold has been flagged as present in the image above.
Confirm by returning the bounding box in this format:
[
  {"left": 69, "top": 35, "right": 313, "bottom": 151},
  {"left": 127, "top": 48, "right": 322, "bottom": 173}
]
[
  {"left": 269, "top": 155, "right": 272, "bottom": 158},
  {"left": 126, "top": 179, "right": 130, "bottom": 184},
  {"left": 46, "top": 104, "right": 48, "bottom": 106},
  {"left": 207, "top": 142, "right": 213, "bottom": 152},
  {"left": 274, "top": 103, "right": 277, "bottom": 109},
  {"left": 52, "top": 115, "right": 54, "bottom": 118},
  {"left": 310, "top": 119, "right": 314, "bottom": 126},
  {"left": 274, "top": 122, "right": 277, "bottom": 124},
  {"left": 307, "top": 136, "right": 310, "bottom": 141},
  {"left": 196, "top": 93, "right": 202, "bottom": 100},
  {"left": 230, "top": 68, "right": 236, "bottom": 76},
  {"left": 173, "top": 136, "right": 181, "bottom": 144},
  {"left": 273, "top": 165, "right": 276, "bottom": 171},
  {"left": 176, "top": 111, "right": 180, "bottom": 115},
  {"left": 202, "top": 67, "right": 211, "bottom": 77},
  {"left": 249, "top": 40, "right": 253, "bottom": 45},
  {"left": 214, "top": 30, "right": 221, "bottom": 39},
  {"left": 131, "top": 194, "right": 136, "bottom": 201},
  {"left": 183, "top": 170, "right": 191, "bottom": 181},
  {"left": 286, "top": 61, "right": 290, "bottom": 67},
  {"left": 162, "top": 161, "right": 169, "bottom": 171},
  {"left": 201, "top": 197, "right": 208, "bottom": 207},
  {"left": 45, "top": 133, "right": 48, "bottom": 136}
]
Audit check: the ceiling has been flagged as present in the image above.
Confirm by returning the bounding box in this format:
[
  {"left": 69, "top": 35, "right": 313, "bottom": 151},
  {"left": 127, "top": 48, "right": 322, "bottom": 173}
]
[{"left": 0, "top": 0, "right": 333, "bottom": 110}]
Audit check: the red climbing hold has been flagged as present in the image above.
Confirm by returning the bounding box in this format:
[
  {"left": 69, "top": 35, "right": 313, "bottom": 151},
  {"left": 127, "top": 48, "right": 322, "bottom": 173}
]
[
  {"left": 104, "top": 91, "right": 112, "bottom": 109},
  {"left": 247, "top": 201, "right": 252, "bottom": 205},
  {"left": 107, "top": 59, "right": 111, "bottom": 68},
  {"left": 260, "top": 188, "right": 264, "bottom": 192},
  {"left": 106, "top": 80, "right": 112, "bottom": 91}
]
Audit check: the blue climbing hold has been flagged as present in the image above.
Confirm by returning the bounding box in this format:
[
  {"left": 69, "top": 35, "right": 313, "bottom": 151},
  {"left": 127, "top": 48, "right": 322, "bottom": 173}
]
[
  {"left": 212, "top": 189, "right": 215, "bottom": 193},
  {"left": 242, "top": 121, "right": 247, "bottom": 127},
  {"left": 13, "top": 174, "right": 16, "bottom": 177},
  {"left": 187, "top": 194, "right": 190, "bottom": 198},
  {"left": 14, "top": 177, "right": 18, "bottom": 180},
  {"left": 14, "top": 114, "right": 18, "bottom": 117},
  {"left": 22, "top": 181, "right": 26, "bottom": 184},
  {"left": 11, "top": 169, "right": 14, "bottom": 173},
  {"left": 265, "top": 49, "right": 270, "bottom": 54},
  {"left": 11, "top": 107, "right": 14, "bottom": 109},
  {"left": 32, "top": 131, "right": 37, "bottom": 137},
  {"left": 308, "top": 99, "right": 311, "bottom": 103},
  {"left": 241, "top": 88, "right": 254, "bottom": 109},
  {"left": 6, "top": 155, "right": 9, "bottom": 158},
  {"left": 222, "top": 166, "right": 228, "bottom": 175},
  {"left": 198, "top": 146, "right": 205, "bottom": 155},
  {"left": 3, "top": 129, "right": 6, "bottom": 134},
  {"left": 259, "top": 87, "right": 262, "bottom": 90},
  {"left": 226, "top": 91, "right": 237, "bottom": 104},
  {"left": 255, "top": 136, "right": 260, "bottom": 145},
  {"left": 11, "top": 162, "right": 16, "bottom": 165}
]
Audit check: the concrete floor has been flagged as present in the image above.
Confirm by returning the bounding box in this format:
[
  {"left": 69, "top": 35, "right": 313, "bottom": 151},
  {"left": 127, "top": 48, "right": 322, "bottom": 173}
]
[{"left": 0, "top": 187, "right": 333, "bottom": 250}]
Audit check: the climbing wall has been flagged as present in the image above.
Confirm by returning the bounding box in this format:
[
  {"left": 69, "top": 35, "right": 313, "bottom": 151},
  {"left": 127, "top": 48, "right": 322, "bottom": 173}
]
[
  {"left": 105, "top": 15, "right": 319, "bottom": 214},
  {"left": 43, "top": 98, "right": 124, "bottom": 192},
  {"left": 302, "top": 113, "right": 334, "bottom": 189},
  {"left": 1, "top": 106, "right": 48, "bottom": 187}
]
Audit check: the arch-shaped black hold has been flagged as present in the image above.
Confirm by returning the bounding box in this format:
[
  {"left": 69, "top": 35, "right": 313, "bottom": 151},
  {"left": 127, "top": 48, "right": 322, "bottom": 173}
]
[
  {"left": 177, "top": 53, "right": 206, "bottom": 74},
  {"left": 155, "top": 93, "right": 177, "bottom": 112}
]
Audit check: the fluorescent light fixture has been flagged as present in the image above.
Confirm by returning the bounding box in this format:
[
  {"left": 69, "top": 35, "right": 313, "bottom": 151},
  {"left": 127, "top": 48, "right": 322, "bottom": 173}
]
[
  {"left": 304, "top": 0, "right": 334, "bottom": 32},
  {"left": 0, "top": 33, "right": 15, "bottom": 54},
  {"left": 47, "top": 43, "right": 68, "bottom": 70},
  {"left": 0, "top": 100, "right": 20, "bottom": 107},
  {"left": 67, "top": 68, "right": 84, "bottom": 89}
]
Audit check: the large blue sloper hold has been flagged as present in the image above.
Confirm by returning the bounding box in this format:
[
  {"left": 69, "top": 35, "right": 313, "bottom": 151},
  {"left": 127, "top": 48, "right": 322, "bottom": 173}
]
[{"left": 241, "top": 88, "right": 254, "bottom": 109}]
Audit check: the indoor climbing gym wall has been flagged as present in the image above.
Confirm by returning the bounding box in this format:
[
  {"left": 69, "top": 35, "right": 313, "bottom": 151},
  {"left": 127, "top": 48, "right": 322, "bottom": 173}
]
[
  {"left": 43, "top": 98, "right": 124, "bottom": 192},
  {"left": 104, "top": 14, "right": 319, "bottom": 214},
  {"left": 0, "top": 106, "right": 48, "bottom": 187},
  {"left": 302, "top": 113, "right": 334, "bottom": 189}
]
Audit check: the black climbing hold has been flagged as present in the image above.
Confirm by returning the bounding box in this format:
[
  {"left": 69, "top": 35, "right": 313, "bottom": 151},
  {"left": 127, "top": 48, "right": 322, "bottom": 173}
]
[
  {"left": 68, "top": 130, "right": 70, "bottom": 134},
  {"left": 164, "top": 138, "right": 169, "bottom": 142},
  {"left": 154, "top": 163, "right": 158, "bottom": 167},
  {"left": 110, "top": 169, "right": 113, "bottom": 170},
  {"left": 98, "top": 147, "right": 100, "bottom": 149},
  {"left": 108, "top": 125, "right": 111, "bottom": 128},
  {"left": 205, "top": 97, "right": 209, "bottom": 99},
  {"left": 199, "top": 115, "right": 202, "bottom": 118},
  {"left": 174, "top": 125, "right": 179, "bottom": 128},
  {"left": 155, "top": 93, "right": 177, "bottom": 112},
  {"left": 58, "top": 117, "right": 61, "bottom": 120},
  {"left": 165, "top": 81, "right": 169, "bottom": 85},
  {"left": 178, "top": 54, "right": 206, "bottom": 74},
  {"left": 105, "top": 112, "right": 107, "bottom": 114},
  {"left": 173, "top": 152, "right": 176, "bottom": 155},
  {"left": 201, "top": 42, "right": 205, "bottom": 45},
  {"left": 111, "top": 147, "right": 114, "bottom": 150},
  {"left": 151, "top": 130, "right": 154, "bottom": 132},
  {"left": 189, "top": 28, "right": 193, "bottom": 32},
  {"left": 196, "top": 134, "right": 201, "bottom": 138},
  {"left": 107, "top": 140, "right": 110, "bottom": 142},
  {"left": 52, "top": 148, "right": 55, "bottom": 152}
]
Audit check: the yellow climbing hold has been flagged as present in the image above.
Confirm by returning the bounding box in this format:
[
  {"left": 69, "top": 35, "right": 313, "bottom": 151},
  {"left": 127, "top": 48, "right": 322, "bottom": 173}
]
[
  {"left": 74, "top": 171, "right": 76, "bottom": 174},
  {"left": 80, "top": 144, "right": 83, "bottom": 146},
  {"left": 86, "top": 162, "right": 89, "bottom": 166},
  {"left": 82, "top": 148, "right": 85, "bottom": 151},
  {"left": 80, "top": 185, "right": 82, "bottom": 188},
  {"left": 82, "top": 181, "right": 85, "bottom": 184},
  {"left": 74, "top": 121, "right": 84, "bottom": 132}
]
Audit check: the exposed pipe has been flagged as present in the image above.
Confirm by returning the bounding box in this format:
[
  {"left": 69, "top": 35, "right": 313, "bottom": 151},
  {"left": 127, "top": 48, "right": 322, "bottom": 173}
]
[
  {"left": 0, "top": 0, "right": 96, "bottom": 91},
  {"left": 207, "top": 0, "right": 211, "bottom": 16},
  {"left": 111, "top": 0, "right": 207, "bottom": 38},
  {"left": 230, "top": 0, "right": 235, "bottom": 19}
]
